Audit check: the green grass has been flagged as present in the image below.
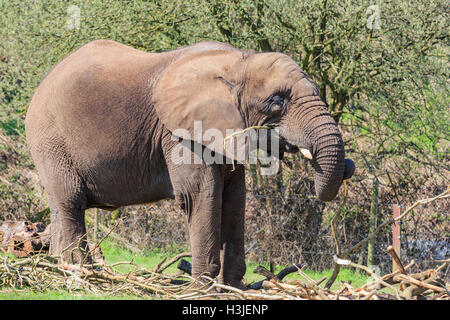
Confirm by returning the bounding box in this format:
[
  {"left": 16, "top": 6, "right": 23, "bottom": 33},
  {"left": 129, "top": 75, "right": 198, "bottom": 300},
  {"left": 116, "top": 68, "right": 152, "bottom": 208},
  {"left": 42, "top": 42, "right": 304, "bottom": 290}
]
[
  {"left": 0, "top": 289, "right": 144, "bottom": 300},
  {"left": 0, "top": 241, "right": 372, "bottom": 299},
  {"left": 99, "top": 241, "right": 187, "bottom": 275}
]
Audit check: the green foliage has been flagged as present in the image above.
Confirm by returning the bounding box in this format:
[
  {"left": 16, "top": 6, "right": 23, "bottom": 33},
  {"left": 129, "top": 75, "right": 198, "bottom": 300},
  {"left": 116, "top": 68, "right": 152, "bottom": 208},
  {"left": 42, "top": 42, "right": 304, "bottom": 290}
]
[
  {"left": 0, "top": 0, "right": 210, "bottom": 137},
  {"left": 1, "top": 0, "right": 447, "bottom": 163}
]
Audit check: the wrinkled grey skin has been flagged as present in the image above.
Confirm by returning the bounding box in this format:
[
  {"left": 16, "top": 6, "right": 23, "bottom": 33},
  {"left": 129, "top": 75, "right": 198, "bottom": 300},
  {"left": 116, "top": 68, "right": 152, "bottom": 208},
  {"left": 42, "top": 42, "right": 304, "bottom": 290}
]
[{"left": 25, "top": 40, "right": 354, "bottom": 288}]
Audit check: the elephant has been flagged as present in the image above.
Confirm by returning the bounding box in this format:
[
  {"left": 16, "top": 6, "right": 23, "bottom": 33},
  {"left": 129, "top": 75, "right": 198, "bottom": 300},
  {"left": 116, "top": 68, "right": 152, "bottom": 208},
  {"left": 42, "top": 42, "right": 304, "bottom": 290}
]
[{"left": 25, "top": 40, "right": 355, "bottom": 288}]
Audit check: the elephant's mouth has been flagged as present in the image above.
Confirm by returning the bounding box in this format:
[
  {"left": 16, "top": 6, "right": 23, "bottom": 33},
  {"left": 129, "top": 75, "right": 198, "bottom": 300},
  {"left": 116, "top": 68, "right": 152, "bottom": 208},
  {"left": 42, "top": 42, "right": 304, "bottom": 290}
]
[
  {"left": 277, "top": 140, "right": 298, "bottom": 160},
  {"left": 261, "top": 128, "right": 300, "bottom": 160},
  {"left": 281, "top": 140, "right": 300, "bottom": 154}
]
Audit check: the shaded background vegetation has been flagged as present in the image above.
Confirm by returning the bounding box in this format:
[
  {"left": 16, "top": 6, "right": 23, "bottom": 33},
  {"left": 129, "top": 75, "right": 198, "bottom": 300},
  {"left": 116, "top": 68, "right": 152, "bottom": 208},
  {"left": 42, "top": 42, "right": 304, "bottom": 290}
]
[{"left": 0, "top": 0, "right": 448, "bottom": 274}]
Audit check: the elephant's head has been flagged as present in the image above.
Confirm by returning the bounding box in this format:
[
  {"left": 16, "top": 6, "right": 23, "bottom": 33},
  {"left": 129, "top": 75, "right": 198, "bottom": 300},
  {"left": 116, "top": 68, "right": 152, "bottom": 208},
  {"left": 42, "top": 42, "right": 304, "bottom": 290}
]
[{"left": 153, "top": 48, "right": 355, "bottom": 201}]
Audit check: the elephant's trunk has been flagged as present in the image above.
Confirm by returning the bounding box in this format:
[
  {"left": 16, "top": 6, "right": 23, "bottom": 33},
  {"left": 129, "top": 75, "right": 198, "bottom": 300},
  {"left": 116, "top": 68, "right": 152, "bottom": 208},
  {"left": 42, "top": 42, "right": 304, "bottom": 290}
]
[
  {"left": 310, "top": 125, "right": 345, "bottom": 201},
  {"left": 280, "top": 98, "right": 346, "bottom": 201}
]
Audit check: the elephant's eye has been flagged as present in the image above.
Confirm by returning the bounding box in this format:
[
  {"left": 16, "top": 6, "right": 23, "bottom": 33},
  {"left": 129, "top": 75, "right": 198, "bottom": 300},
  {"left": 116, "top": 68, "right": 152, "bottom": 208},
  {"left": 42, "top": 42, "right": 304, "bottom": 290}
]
[
  {"left": 269, "top": 95, "right": 286, "bottom": 112},
  {"left": 271, "top": 95, "right": 285, "bottom": 106}
]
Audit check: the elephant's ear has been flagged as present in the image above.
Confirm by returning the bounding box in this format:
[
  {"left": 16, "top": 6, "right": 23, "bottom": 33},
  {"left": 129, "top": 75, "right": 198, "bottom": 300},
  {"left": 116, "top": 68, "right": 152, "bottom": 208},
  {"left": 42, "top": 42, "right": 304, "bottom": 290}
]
[{"left": 153, "top": 50, "right": 246, "bottom": 159}]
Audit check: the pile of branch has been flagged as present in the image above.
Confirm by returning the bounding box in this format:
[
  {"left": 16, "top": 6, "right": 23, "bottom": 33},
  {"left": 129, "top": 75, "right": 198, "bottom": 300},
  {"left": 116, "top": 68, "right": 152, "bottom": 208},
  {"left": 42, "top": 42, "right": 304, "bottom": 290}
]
[
  {"left": 0, "top": 249, "right": 448, "bottom": 300},
  {"left": 0, "top": 188, "right": 448, "bottom": 299},
  {"left": 178, "top": 258, "right": 449, "bottom": 300}
]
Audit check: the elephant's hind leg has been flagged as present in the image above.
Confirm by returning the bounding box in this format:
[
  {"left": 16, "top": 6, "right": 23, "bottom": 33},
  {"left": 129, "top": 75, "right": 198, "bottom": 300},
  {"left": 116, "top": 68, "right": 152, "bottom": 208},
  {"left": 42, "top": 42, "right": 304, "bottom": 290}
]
[
  {"left": 36, "top": 149, "right": 90, "bottom": 263},
  {"left": 47, "top": 191, "right": 90, "bottom": 264}
]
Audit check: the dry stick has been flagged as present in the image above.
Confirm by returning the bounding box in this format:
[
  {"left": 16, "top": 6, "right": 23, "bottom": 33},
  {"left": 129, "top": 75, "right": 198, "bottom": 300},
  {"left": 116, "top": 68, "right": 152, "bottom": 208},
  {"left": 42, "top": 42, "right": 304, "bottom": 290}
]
[
  {"left": 293, "top": 264, "right": 316, "bottom": 285},
  {"left": 154, "top": 257, "right": 168, "bottom": 273},
  {"left": 156, "top": 252, "right": 192, "bottom": 274},
  {"left": 362, "top": 260, "right": 415, "bottom": 291},
  {"left": 315, "top": 276, "right": 328, "bottom": 286},
  {"left": 277, "top": 264, "right": 304, "bottom": 280},
  {"left": 325, "top": 187, "right": 449, "bottom": 290},
  {"left": 223, "top": 125, "right": 275, "bottom": 152},
  {"left": 85, "top": 215, "right": 142, "bottom": 253},
  {"left": 435, "top": 259, "right": 450, "bottom": 273},
  {"left": 222, "top": 125, "right": 275, "bottom": 171},
  {"left": 348, "top": 260, "right": 402, "bottom": 299},
  {"left": 331, "top": 257, "right": 401, "bottom": 299},
  {"left": 261, "top": 280, "right": 308, "bottom": 298},
  {"left": 248, "top": 264, "right": 303, "bottom": 290},
  {"left": 387, "top": 245, "right": 406, "bottom": 274},
  {"left": 78, "top": 266, "right": 174, "bottom": 297},
  {"left": 77, "top": 231, "right": 92, "bottom": 266},
  {"left": 81, "top": 220, "right": 123, "bottom": 268},
  {"left": 395, "top": 274, "right": 447, "bottom": 294}
]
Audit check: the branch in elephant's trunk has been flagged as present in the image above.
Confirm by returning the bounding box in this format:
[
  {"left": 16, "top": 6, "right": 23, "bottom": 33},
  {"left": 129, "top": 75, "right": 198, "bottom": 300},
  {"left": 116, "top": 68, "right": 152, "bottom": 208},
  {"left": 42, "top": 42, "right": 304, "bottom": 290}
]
[{"left": 222, "top": 125, "right": 276, "bottom": 171}]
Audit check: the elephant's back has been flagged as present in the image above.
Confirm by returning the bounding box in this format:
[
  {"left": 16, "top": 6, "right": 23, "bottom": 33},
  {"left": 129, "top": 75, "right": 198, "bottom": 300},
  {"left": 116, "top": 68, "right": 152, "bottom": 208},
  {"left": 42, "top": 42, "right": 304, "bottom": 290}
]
[
  {"left": 27, "top": 40, "right": 161, "bottom": 148},
  {"left": 25, "top": 39, "right": 243, "bottom": 152},
  {"left": 26, "top": 40, "right": 155, "bottom": 134}
]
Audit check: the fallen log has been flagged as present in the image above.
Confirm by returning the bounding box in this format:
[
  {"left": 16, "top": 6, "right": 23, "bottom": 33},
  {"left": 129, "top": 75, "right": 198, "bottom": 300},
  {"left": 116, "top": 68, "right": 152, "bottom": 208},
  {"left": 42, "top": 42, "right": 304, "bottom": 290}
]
[
  {"left": 395, "top": 273, "right": 447, "bottom": 298},
  {"left": 402, "top": 275, "right": 446, "bottom": 299}
]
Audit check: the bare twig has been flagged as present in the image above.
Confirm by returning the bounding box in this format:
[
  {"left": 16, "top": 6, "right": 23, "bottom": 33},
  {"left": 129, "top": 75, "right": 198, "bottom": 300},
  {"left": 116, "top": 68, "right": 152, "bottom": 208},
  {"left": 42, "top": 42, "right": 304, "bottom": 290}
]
[
  {"left": 387, "top": 245, "right": 406, "bottom": 274},
  {"left": 156, "top": 252, "right": 191, "bottom": 273}
]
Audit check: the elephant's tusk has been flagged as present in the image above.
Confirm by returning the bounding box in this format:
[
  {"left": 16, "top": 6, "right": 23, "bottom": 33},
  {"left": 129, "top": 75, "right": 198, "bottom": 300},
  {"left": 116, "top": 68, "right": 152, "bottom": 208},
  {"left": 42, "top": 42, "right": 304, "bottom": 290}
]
[{"left": 300, "top": 148, "right": 313, "bottom": 160}]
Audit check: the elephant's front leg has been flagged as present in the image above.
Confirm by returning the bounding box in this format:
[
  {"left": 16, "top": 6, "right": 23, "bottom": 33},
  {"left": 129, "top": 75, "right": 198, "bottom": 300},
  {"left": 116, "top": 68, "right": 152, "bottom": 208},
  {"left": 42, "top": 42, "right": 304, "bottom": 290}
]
[
  {"left": 220, "top": 165, "right": 246, "bottom": 288},
  {"left": 180, "top": 166, "right": 224, "bottom": 282}
]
